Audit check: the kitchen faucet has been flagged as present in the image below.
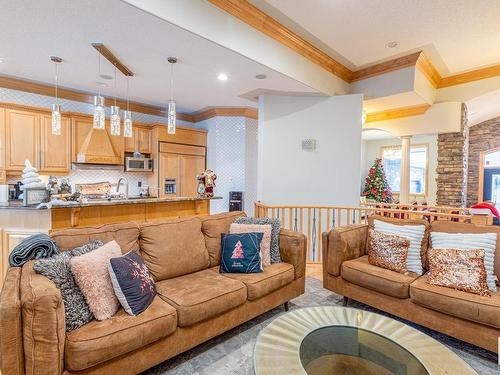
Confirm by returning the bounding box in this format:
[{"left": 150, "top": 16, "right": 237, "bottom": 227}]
[{"left": 116, "top": 177, "right": 129, "bottom": 199}]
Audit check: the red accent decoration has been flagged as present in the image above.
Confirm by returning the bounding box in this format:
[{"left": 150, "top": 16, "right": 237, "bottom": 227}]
[{"left": 471, "top": 202, "right": 500, "bottom": 219}]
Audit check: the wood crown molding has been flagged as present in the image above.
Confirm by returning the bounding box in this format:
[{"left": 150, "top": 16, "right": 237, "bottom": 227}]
[
  {"left": 365, "top": 104, "right": 430, "bottom": 123},
  {"left": 0, "top": 75, "right": 258, "bottom": 122},
  {"left": 209, "top": 1, "right": 500, "bottom": 87},
  {"left": 192, "top": 107, "right": 258, "bottom": 122},
  {"left": 207, "top": 0, "right": 353, "bottom": 82}
]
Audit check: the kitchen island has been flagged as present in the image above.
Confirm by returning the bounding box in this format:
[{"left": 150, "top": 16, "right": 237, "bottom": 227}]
[{"left": 0, "top": 196, "right": 221, "bottom": 286}]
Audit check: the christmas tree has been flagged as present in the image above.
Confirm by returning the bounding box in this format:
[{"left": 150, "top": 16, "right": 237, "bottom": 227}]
[
  {"left": 231, "top": 241, "right": 244, "bottom": 259},
  {"left": 362, "top": 158, "right": 393, "bottom": 203}
]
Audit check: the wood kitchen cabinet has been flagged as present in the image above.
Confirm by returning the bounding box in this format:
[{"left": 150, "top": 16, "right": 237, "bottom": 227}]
[
  {"left": 159, "top": 142, "right": 206, "bottom": 198},
  {"left": 3, "top": 107, "right": 71, "bottom": 174},
  {"left": 125, "top": 126, "right": 152, "bottom": 154}
]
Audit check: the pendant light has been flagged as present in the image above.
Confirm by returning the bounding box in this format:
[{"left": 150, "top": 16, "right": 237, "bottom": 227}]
[
  {"left": 50, "top": 56, "right": 62, "bottom": 135},
  {"left": 167, "top": 57, "right": 177, "bottom": 134},
  {"left": 123, "top": 76, "right": 133, "bottom": 138},
  {"left": 110, "top": 65, "right": 121, "bottom": 136},
  {"left": 93, "top": 52, "right": 105, "bottom": 129}
]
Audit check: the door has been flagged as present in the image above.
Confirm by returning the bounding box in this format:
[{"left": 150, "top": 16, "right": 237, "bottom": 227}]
[
  {"left": 159, "top": 153, "right": 180, "bottom": 198},
  {"left": 40, "top": 114, "right": 71, "bottom": 174},
  {"left": 5, "top": 109, "right": 39, "bottom": 172},
  {"left": 483, "top": 168, "right": 500, "bottom": 211},
  {"left": 180, "top": 155, "right": 205, "bottom": 197}
]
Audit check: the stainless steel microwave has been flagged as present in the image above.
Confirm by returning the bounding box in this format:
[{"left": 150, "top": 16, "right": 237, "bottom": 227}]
[{"left": 125, "top": 157, "right": 153, "bottom": 172}]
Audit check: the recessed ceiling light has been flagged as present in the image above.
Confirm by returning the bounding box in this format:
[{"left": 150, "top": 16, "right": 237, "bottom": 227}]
[
  {"left": 385, "top": 41, "right": 399, "bottom": 48},
  {"left": 217, "top": 73, "right": 228, "bottom": 81},
  {"left": 99, "top": 74, "right": 112, "bottom": 80},
  {"left": 255, "top": 74, "right": 267, "bottom": 80}
]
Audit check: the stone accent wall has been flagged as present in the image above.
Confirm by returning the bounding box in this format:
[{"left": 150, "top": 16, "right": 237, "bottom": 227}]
[
  {"left": 436, "top": 104, "right": 468, "bottom": 207},
  {"left": 466, "top": 116, "right": 500, "bottom": 207}
]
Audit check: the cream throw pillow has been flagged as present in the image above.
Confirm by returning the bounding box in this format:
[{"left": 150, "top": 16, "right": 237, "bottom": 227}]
[
  {"left": 230, "top": 223, "right": 272, "bottom": 266},
  {"left": 71, "top": 240, "right": 122, "bottom": 320}
]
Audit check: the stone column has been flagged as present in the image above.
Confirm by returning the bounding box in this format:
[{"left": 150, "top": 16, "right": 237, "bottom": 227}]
[{"left": 399, "top": 136, "right": 412, "bottom": 204}]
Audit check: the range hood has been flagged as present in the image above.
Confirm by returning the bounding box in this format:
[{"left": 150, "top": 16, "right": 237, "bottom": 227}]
[{"left": 74, "top": 126, "right": 122, "bottom": 165}]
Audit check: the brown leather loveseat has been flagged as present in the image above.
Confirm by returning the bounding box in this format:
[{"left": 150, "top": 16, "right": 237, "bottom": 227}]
[
  {"left": 0, "top": 211, "right": 306, "bottom": 374},
  {"left": 322, "top": 215, "right": 500, "bottom": 353}
]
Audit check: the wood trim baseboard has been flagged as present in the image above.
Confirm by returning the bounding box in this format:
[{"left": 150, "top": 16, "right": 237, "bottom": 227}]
[
  {"left": 365, "top": 104, "right": 430, "bottom": 123},
  {"left": 207, "top": 0, "right": 352, "bottom": 82}
]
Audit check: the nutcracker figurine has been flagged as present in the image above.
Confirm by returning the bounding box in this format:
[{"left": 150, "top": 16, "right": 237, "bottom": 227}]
[{"left": 197, "top": 169, "right": 217, "bottom": 198}]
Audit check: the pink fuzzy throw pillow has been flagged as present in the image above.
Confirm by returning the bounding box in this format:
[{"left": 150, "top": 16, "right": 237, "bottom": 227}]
[{"left": 71, "top": 240, "right": 122, "bottom": 320}]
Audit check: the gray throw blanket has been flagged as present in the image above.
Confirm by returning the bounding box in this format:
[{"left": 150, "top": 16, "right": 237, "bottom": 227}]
[{"left": 9, "top": 233, "right": 60, "bottom": 267}]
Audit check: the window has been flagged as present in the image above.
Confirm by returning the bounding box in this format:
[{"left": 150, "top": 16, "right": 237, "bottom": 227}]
[{"left": 381, "top": 145, "right": 428, "bottom": 195}]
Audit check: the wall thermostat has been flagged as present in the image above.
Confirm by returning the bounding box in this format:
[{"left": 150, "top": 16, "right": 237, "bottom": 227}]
[{"left": 302, "top": 139, "right": 317, "bottom": 151}]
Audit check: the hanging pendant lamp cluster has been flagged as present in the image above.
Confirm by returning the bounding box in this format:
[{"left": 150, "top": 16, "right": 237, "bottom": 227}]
[{"left": 50, "top": 44, "right": 178, "bottom": 136}]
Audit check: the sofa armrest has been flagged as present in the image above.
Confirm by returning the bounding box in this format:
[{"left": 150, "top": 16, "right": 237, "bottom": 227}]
[
  {"left": 20, "top": 261, "right": 65, "bottom": 375},
  {"left": 0, "top": 267, "right": 24, "bottom": 375},
  {"left": 279, "top": 229, "right": 307, "bottom": 279},
  {"left": 323, "top": 224, "right": 368, "bottom": 277}
]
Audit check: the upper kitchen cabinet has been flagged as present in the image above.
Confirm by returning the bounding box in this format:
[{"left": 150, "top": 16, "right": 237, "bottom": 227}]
[
  {"left": 3, "top": 106, "right": 71, "bottom": 174},
  {"left": 124, "top": 125, "right": 152, "bottom": 154},
  {"left": 72, "top": 115, "right": 124, "bottom": 165},
  {"left": 40, "top": 114, "right": 71, "bottom": 174}
]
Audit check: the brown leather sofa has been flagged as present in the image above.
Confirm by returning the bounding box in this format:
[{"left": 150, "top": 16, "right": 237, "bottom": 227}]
[
  {"left": 322, "top": 215, "right": 500, "bottom": 353},
  {"left": 0, "top": 211, "right": 306, "bottom": 375}
]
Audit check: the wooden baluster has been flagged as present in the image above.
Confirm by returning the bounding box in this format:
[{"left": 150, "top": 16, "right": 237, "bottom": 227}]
[
  {"left": 317, "top": 208, "right": 322, "bottom": 263},
  {"left": 327, "top": 208, "right": 332, "bottom": 230},
  {"left": 272, "top": 208, "right": 276, "bottom": 219},
  {"left": 288, "top": 208, "right": 293, "bottom": 230},
  {"left": 299, "top": 208, "right": 304, "bottom": 234},
  {"left": 307, "top": 208, "right": 312, "bottom": 263},
  {"left": 347, "top": 209, "right": 351, "bottom": 226},
  {"left": 357, "top": 209, "right": 362, "bottom": 224},
  {"left": 337, "top": 209, "right": 341, "bottom": 227}
]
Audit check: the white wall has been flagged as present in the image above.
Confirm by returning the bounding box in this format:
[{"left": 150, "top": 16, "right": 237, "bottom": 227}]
[
  {"left": 258, "top": 94, "right": 363, "bottom": 206},
  {"left": 361, "top": 134, "right": 438, "bottom": 204}
]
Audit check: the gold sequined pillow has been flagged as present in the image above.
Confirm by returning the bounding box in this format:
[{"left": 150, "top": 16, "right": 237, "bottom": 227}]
[
  {"left": 367, "top": 229, "right": 409, "bottom": 274},
  {"left": 427, "top": 248, "right": 490, "bottom": 296}
]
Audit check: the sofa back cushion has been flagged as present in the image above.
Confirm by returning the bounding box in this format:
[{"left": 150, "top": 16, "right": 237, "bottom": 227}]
[
  {"left": 200, "top": 211, "right": 246, "bottom": 267},
  {"left": 368, "top": 215, "right": 430, "bottom": 269},
  {"left": 140, "top": 217, "right": 209, "bottom": 281},
  {"left": 430, "top": 221, "right": 500, "bottom": 285},
  {"left": 50, "top": 222, "right": 140, "bottom": 253}
]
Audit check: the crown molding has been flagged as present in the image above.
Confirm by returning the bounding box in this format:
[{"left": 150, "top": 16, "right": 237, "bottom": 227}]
[
  {"left": 365, "top": 104, "right": 430, "bottom": 123},
  {"left": 192, "top": 107, "right": 258, "bottom": 122},
  {"left": 438, "top": 63, "right": 500, "bottom": 88},
  {"left": 415, "top": 53, "right": 441, "bottom": 88},
  {"left": 351, "top": 52, "right": 422, "bottom": 82},
  {"left": 207, "top": 0, "right": 353, "bottom": 82}
]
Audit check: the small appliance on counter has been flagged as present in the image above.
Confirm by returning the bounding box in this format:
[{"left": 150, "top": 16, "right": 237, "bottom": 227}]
[
  {"left": 125, "top": 156, "right": 153, "bottom": 172},
  {"left": 164, "top": 179, "right": 177, "bottom": 195},
  {"left": 229, "top": 191, "right": 243, "bottom": 211}
]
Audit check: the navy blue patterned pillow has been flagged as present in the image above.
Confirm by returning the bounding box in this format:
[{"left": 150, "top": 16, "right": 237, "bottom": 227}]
[
  {"left": 108, "top": 251, "right": 156, "bottom": 316},
  {"left": 220, "top": 232, "right": 263, "bottom": 273}
]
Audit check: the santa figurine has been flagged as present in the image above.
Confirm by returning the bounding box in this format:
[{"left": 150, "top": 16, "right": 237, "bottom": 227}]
[{"left": 197, "top": 169, "right": 217, "bottom": 198}]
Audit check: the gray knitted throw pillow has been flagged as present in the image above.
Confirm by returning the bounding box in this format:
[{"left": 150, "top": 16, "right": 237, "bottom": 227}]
[
  {"left": 234, "top": 217, "right": 282, "bottom": 263},
  {"left": 34, "top": 240, "right": 103, "bottom": 331}
]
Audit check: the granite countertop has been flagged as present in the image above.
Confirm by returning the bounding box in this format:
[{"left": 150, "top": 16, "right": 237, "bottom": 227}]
[{"left": 0, "top": 196, "right": 222, "bottom": 210}]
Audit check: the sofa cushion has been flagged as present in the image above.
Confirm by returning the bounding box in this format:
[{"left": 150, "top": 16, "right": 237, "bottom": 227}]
[
  {"left": 410, "top": 275, "right": 500, "bottom": 329},
  {"left": 156, "top": 269, "right": 247, "bottom": 327},
  {"left": 200, "top": 211, "right": 246, "bottom": 267},
  {"left": 64, "top": 296, "right": 177, "bottom": 371},
  {"left": 341, "top": 256, "right": 420, "bottom": 299},
  {"left": 212, "top": 263, "right": 294, "bottom": 301},
  {"left": 368, "top": 215, "right": 430, "bottom": 270},
  {"left": 140, "top": 217, "right": 209, "bottom": 281},
  {"left": 51, "top": 222, "right": 140, "bottom": 253},
  {"left": 430, "top": 220, "right": 500, "bottom": 286}
]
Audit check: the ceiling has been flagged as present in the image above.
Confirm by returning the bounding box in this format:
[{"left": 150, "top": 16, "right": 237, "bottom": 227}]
[
  {"left": 0, "top": 0, "right": 317, "bottom": 113},
  {"left": 361, "top": 129, "right": 396, "bottom": 141},
  {"left": 250, "top": 0, "right": 500, "bottom": 75}
]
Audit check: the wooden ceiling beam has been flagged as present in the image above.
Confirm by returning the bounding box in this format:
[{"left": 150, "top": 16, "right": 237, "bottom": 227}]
[{"left": 92, "top": 43, "right": 134, "bottom": 77}]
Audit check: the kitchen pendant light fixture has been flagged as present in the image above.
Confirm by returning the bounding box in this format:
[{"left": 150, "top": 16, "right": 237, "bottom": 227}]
[
  {"left": 167, "top": 57, "right": 177, "bottom": 134},
  {"left": 93, "top": 52, "right": 105, "bottom": 129},
  {"left": 110, "top": 65, "right": 121, "bottom": 136},
  {"left": 50, "top": 56, "right": 63, "bottom": 135},
  {"left": 123, "top": 76, "right": 133, "bottom": 138}
]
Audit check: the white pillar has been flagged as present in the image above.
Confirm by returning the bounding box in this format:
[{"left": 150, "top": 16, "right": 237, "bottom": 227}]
[{"left": 399, "top": 136, "right": 412, "bottom": 204}]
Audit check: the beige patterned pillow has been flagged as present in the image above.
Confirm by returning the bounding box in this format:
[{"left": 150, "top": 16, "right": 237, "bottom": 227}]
[
  {"left": 368, "top": 229, "right": 409, "bottom": 274},
  {"left": 230, "top": 223, "right": 272, "bottom": 266},
  {"left": 427, "top": 248, "right": 490, "bottom": 296}
]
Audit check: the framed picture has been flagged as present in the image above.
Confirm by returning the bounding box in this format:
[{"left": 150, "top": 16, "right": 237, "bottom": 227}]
[{"left": 23, "top": 188, "right": 48, "bottom": 206}]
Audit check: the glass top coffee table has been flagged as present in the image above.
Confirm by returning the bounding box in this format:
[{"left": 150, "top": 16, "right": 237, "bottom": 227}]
[{"left": 254, "top": 306, "right": 477, "bottom": 375}]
